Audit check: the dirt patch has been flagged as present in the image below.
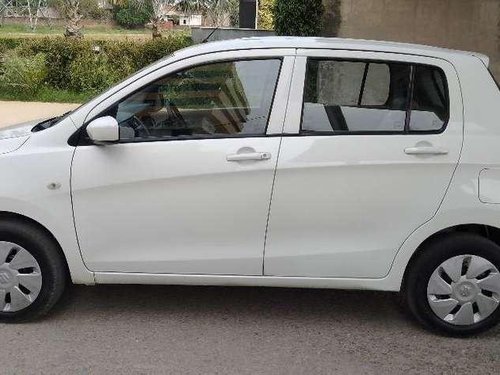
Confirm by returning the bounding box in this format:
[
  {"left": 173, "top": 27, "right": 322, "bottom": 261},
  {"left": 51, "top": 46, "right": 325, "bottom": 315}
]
[{"left": 0, "top": 101, "right": 80, "bottom": 128}]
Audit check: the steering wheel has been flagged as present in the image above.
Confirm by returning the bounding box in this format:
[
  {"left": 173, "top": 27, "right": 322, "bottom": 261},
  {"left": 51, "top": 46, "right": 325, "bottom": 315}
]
[{"left": 129, "top": 115, "right": 151, "bottom": 138}]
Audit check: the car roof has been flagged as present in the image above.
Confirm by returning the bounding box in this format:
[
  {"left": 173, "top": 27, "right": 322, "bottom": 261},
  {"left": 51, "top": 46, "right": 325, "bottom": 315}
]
[{"left": 171, "top": 36, "right": 489, "bottom": 66}]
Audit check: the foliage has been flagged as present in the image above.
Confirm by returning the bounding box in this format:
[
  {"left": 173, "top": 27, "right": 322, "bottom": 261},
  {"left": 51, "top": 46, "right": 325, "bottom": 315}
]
[
  {"left": 1, "top": 32, "right": 192, "bottom": 95},
  {"left": 114, "top": 0, "right": 153, "bottom": 29},
  {"left": 274, "top": 0, "right": 324, "bottom": 36},
  {"left": 0, "top": 38, "right": 22, "bottom": 52},
  {"left": 0, "top": 86, "right": 91, "bottom": 103},
  {"left": 49, "top": 0, "right": 84, "bottom": 37},
  {"left": 49, "top": 0, "right": 110, "bottom": 21},
  {"left": 0, "top": 51, "right": 47, "bottom": 95},
  {"left": 134, "top": 0, "right": 177, "bottom": 38},
  {"left": 258, "top": 0, "right": 275, "bottom": 30},
  {"left": 82, "top": 0, "right": 113, "bottom": 20},
  {"left": 69, "top": 52, "right": 121, "bottom": 93}
]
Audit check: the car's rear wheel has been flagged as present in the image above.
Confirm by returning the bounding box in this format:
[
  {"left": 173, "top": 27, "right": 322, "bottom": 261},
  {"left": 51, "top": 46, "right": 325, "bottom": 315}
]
[
  {"left": 0, "top": 219, "right": 67, "bottom": 322},
  {"left": 403, "top": 233, "right": 500, "bottom": 336}
]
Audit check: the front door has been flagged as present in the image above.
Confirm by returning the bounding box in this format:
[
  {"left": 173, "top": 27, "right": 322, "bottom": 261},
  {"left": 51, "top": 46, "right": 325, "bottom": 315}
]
[
  {"left": 71, "top": 56, "right": 289, "bottom": 275},
  {"left": 264, "top": 50, "right": 463, "bottom": 278}
]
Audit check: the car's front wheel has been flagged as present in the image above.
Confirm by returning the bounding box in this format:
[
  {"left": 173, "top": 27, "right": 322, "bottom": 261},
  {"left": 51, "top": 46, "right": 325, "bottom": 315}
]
[
  {"left": 403, "top": 233, "right": 500, "bottom": 336},
  {"left": 0, "top": 219, "right": 67, "bottom": 322}
]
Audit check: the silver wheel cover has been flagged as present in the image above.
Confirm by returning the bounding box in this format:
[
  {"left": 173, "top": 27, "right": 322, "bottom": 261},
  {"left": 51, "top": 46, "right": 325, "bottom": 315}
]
[
  {"left": 427, "top": 254, "right": 500, "bottom": 326},
  {"left": 0, "top": 241, "right": 43, "bottom": 312}
]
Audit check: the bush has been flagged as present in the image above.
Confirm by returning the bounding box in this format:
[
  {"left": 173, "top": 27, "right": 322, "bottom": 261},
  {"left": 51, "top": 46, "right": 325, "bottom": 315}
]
[
  {"left": 19, "top": 37, "right": 92, "bottom": 89},
  {"left": 0, "top": 51, "right": 48, "bottom": 95},
  {"left": 69, "top": 52, "right": 121, "bottom": 94},
  {"left": 258, "top": 0, "right": 275, "bottom": 30},
  {"left": 48, "top": 0, "right": 112, "bottom": 21},
  {"left": 9, "top": 32, "right": 192, "bottom": 94},
  {"left": 0, "top": 38, "right": 23, "bottom": 52},
  {"left": 274, "top": 0, "right": 324, "bottom": 36},
  {"left": 114, "top": 0, "right": 152, "bottom": 29},
  {"left": 81, "top": 0, "right": 112, "bottom": 20}
]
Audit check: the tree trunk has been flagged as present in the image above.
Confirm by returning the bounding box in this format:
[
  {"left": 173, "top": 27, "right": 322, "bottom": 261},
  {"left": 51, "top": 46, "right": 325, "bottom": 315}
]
[{"left": 64, "top": 0, "right": 83, "bottom": 38}]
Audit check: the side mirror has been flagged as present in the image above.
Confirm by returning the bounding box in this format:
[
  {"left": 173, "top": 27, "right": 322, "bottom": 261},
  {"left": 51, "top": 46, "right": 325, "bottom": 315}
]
[{"left": 86, "top": 116, "right": 119, "bottom": 144}]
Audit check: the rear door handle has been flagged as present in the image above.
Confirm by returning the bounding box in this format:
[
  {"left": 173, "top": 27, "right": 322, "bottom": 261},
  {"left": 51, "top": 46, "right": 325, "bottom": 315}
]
[
  {"left": 226, "top": 152, "right": 272, "bottom": 162},
  {"left": 404, "top": 146, "right": 448, "bottom": 155}
]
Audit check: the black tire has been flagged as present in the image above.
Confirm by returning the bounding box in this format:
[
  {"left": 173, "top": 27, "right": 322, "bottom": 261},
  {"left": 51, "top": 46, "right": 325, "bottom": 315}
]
[
  {"left": 0, "top": 218, "right": 67, "bottom": 323},
  {"left": 402, "top": 232, "right": 500, "bottom": 336}
]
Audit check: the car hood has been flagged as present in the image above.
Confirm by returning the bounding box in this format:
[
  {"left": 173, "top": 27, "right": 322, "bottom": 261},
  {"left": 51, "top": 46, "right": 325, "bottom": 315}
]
[{"left": 0, "top": 119, "right": 39, "bottom": 155}]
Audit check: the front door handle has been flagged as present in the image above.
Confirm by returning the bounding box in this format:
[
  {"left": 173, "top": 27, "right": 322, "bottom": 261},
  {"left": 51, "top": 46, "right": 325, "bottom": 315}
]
[
  {"left": 226, "top": 152, "right": 272, "bottom": 162},
  {"left": 404, "top": 146, "right": 448, "bottom": 155}
]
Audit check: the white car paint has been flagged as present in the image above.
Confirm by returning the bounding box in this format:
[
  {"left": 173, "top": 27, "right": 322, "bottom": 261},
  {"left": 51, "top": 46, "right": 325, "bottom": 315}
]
[
  {"left": 0, "top": 37, "right": 498, "bottom": 292},
  {"left": 264, "top": 51, "right": 463, "bottom": 278}
]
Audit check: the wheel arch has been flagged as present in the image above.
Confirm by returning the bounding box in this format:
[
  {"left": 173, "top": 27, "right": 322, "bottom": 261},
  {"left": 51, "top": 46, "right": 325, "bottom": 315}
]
[
  {"left": 0, "top": 210, "right": 94, "bottom": 285},
  {"left": 402, "top": 223, "right": 500, "bottom": 289},
  {"left": 0, "top": 211, "right": 71, "bottom": 278}
]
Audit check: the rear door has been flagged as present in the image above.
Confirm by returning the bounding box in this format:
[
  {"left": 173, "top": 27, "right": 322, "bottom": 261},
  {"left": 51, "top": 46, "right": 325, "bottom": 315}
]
[{"left": 264, "top": 50, "right": 463, "bottom": 278}]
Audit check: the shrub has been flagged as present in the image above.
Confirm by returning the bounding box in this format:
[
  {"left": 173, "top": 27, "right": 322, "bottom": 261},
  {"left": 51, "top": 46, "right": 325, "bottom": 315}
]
[
  {"left": 0, "top": 38, "right": 23, "bottom": 52},
  {"left": 69, "top": 52, "right": 121, "bottom": 94},
  {"left": 114, "top": 0, "right": 152, "bottom": 29},
  {"left": 0, "top": 51, "right": 48, "bottom": 95},
  {"left": 80, "top": 0, "right": 113, "bottom": 20},
  {"left": 19, "top": 37, "right": 92, "bottom": 89},
  {"left": 139, "top": 34, "right": 193, "bottom": 65},
  {"left": 258, "top": 0, "right": 275, "bottom": 30},
  {"left": 0, "top": 32, "right": 192, "bottom": 97},
  {"left": 274, "top": 0, "right": 324, "bottom": 36}
]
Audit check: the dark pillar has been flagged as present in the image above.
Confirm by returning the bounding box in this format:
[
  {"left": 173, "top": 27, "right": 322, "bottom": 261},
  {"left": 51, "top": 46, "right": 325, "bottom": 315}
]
[{"left": 239, "top": 0, "right": 257, "bottom": 29}]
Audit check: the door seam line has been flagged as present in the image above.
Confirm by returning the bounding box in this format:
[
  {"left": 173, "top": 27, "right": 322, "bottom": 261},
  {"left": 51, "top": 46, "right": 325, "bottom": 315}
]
[{"left": 262, "top": 136, "right": 283, "bottom": 275}]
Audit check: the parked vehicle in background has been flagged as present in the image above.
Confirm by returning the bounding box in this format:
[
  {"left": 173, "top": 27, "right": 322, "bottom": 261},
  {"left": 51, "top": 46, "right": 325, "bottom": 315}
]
[{"left": 0, "top": 37, "right": 499, "bottom": 336}]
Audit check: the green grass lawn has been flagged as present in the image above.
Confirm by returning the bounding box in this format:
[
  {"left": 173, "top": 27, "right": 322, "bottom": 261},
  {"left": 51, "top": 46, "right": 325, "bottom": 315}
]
[
  {"left": 0, "top": 23, "right": 153, "bottom": 40},
  {"left": 0, "top": 86, "right": 92, "bottom": 103}
]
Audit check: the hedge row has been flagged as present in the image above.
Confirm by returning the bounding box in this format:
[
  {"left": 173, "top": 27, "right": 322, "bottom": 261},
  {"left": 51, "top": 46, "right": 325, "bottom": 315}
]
[{"left": 0, "top": 32, "right": 192, "bottom": 95}]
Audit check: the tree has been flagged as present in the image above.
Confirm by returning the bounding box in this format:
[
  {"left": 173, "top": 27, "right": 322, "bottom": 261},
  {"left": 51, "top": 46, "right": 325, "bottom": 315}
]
[
  {"left": 178, "top": 0, "right": 238, "bottom": 27},
  {"left": 113, "top": 0, "right": 152, "bottom": 29},
  {"left": 274, "top": 0, "right": 324, "bottom": 36},
  {"left": 50, "top": 0, "right": 101, "bottom": 37},
  {"left": 135, "top": 0, "right": 173, "bottom": 38},
  {"left": 258, "top": 0, "right": 274, "bottom": 30},
  {"left": 61, "top": 0, "right": 84, "bottom": 37}
]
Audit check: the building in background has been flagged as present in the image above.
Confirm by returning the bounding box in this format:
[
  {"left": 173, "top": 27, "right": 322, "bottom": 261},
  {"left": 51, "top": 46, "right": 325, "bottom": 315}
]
[
  {"left": 323, "top": 0, "right": 500, "bottom": 79},
  {"left": 179, "top": 14, "right": 202, "bottom": 26}
]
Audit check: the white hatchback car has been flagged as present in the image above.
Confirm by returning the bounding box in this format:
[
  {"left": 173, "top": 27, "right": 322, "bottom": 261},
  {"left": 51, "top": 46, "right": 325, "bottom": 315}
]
[{"left": 1, "top": 37, "right": 499, "bottom": 335}]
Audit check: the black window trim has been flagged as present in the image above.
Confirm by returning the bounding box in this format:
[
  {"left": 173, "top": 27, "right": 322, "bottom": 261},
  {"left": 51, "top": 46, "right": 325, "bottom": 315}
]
[
  {"left": 73, "top": 57, "right": 284, "bottom": 146},
  {"left": 299, "top": 57, "right": 450, "bottom": 137}
]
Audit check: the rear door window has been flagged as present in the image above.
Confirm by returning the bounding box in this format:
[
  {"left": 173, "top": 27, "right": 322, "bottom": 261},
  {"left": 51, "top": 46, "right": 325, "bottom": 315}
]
[
  {"left": 301, "top": 58, "right": 449, "bottom": 134},
  {"left": 409, "top": 65, "right": 449, "bottom": 131},
  {"left": 302, "top": 59, "right": 411, "bottom": 133}
]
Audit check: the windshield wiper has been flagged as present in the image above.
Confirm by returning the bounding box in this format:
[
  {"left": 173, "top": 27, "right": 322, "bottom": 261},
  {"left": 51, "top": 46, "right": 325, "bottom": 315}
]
[{"left": 32, "top": 111, "right": 72, "bottom": 132}]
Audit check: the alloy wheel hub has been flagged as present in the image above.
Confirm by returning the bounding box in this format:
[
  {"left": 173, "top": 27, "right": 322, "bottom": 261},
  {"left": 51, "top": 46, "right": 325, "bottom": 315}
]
[
  {"left": 427, "top": 254, "right": 500, "bottom": 326},
  {"left": 0, "top": 241, "right": 43, "bottom": 313},
  {"left": 451, "top": 277, "right": 480, "bottom": 303}
]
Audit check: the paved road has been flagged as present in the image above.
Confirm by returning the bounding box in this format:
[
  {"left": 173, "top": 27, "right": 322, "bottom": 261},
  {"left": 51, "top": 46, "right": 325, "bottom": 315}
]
[
  {"left": 1, "top": 101, "right": 499, "bottom": 374},
  {"left": 0, "top": 101, "right": 79, "bottom": 128},
  {"left": 0, "top": 285, "right": 499, "bottom": 374}
]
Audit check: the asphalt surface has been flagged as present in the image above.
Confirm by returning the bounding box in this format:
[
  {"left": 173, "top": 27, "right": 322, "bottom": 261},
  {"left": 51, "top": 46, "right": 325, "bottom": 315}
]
[{"left": 0, "top": 285, "right": 499, "bottom": 374}]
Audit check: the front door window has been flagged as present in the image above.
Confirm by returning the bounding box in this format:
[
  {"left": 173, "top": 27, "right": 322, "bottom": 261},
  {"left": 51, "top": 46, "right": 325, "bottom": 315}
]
[{"left": 100, "top": 59, "right": 282, "bottom": 141}]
